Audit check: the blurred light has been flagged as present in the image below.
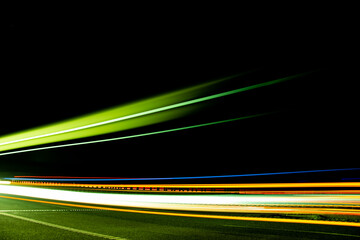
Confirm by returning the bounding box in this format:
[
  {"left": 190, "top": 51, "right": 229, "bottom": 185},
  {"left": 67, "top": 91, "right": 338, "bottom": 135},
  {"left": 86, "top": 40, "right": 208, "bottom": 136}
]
[
  {"left": 0, "top": 77, "right": 220, "bottom": 152},
  {"left": 0, "top": 113, "right": 265, "bottom": 157},
  {"left": 0, "top": 73, "right": 302, "bottom": 154},
  {"left": 6, "top": 168, "right": 360, "bottom": 181},
  {"left": 1, "top": 184, "right": 360, "bottom": 207},
  {"left": 1, "top": 186, "right": 360, "bottom": 227},
  {"left": 0, "top": 181, "right": 11, "bottom": 185}
]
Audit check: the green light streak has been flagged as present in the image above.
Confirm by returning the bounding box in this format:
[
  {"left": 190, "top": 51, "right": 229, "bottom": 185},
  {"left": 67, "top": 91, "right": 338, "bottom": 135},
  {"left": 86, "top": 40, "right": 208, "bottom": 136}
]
[
  {"left": 0, "top": 76, "right": 230, "bottom": 152},
  {"left": 0, "top": 113, "right": 268, "bottom": 156},
  {"left": 0, "top": 72, "right": 304, "bottom": 153}
]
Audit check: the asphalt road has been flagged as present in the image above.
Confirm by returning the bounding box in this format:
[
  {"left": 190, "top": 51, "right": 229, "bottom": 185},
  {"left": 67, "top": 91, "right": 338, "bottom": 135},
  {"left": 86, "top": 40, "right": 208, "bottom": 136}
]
[{"left": 1, "top": 194, "right": 359, "bottom": 240}]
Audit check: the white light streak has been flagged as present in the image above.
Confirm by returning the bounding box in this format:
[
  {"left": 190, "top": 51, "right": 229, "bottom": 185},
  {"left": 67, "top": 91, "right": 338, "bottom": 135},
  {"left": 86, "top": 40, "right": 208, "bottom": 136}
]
[
  {"left": 1, "top": 185, "right": 359, "bottom": 213},
  {"left": 0, "top": 181, "right": 11, "bottom": 185}
]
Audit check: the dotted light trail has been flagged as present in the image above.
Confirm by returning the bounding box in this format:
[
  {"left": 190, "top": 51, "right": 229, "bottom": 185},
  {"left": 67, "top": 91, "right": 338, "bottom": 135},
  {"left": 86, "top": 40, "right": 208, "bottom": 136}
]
[
  {"left": 5, "top": 168, "right": 360, "bottom": 181},
  {"left": 1, "top": 186, "right": 360, "bottom": 228}
]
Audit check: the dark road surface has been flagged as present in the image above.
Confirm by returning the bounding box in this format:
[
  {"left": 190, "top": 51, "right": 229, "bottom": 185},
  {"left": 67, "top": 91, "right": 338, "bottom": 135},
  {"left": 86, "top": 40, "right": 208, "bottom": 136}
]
[{"left": 1, "top": 194, "right": 359, "bottom": 240}]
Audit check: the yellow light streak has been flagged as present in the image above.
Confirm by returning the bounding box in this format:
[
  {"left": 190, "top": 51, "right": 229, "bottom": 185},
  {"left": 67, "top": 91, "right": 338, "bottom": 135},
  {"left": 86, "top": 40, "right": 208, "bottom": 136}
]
[
  {"left": 0, "top": 73, "right": 304, "bottom": 153},
  {"left": 12, "top": 181, "right": 360, "bottom": 189},
  {"left": 0, "top": 77, "right": 226, "bottom": 152},
  {"left": 1, "top": 195, "right": 359, "bottom": 228}
]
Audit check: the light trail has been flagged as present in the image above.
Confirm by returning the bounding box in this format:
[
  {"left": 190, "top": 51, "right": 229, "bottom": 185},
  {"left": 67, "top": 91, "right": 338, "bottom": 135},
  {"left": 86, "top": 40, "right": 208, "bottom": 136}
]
[
  {"left": 0, "top": 76, "right": 221, "bottom": 152},
  {"left": 0, "top": 73, "right": 304, "bottom": 153},
  {"left": 1, "top": 194, "right": 360, "bottom": 228},
  {"left": 0, "top": 113, "right": 266, "bottom": 157},
  {"left": 6, "top": 168, "right": 360, "bottom": 181},
  {"left": 1, "top": 195, "right": 360, "bottom": 217},
  {"left": 8, "top": 181, "right": 360, "bottom": 189},
  {"left": 1, "top": 184, "right": 360, "bottom": 207}
]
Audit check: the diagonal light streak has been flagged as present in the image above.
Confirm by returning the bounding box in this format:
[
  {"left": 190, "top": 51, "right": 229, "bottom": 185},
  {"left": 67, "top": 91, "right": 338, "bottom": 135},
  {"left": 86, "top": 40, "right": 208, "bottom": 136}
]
[
  {"left": 0, "top": 75, "right": 234, "bottom": 152},
  {"left": 0, "top": 113, "right": 267, "bottom": 157},
  {"left": 0, "top": 73, "right": 304, "bottom": 153}
]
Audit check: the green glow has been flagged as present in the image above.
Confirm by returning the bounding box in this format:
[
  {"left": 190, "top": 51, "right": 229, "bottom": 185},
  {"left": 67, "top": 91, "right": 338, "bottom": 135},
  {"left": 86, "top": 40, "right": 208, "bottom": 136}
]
[
  {"left": 0, "top": 73, "right": 302, "bottom": 153},
  {"left": 0, "top": 77, "right": 228, "bottom": 152},
  {"left": 0, "top": 113, "right": 268, "bottom": 156}
]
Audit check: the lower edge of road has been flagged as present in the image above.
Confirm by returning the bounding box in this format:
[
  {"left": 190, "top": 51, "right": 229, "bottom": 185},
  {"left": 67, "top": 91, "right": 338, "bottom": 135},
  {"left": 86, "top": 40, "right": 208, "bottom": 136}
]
[
  {"left": 223, "top": 224, "right": 360, "bottom": 238},
  {"left": 1, "top": 195, "right": 360, "bottom": 228},
  {"left": 0, "top": 211, "right": 127, "bottom": 240}
]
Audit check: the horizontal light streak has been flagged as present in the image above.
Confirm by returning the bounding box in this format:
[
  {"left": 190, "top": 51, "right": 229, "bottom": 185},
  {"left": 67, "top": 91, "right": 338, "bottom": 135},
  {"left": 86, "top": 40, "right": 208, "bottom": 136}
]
[
  {"left": 2, "top": 185, "right": 359, "bottom": 206},
  {"left": 1, "top": 192, "right": 360, "bottom": 228},
  {"left": 0, "top": 195, "right": 359, "bottom": 216},
  {"left": 6, "top": 167, "right": 360, "bottom": 180},
  {"left": 9, "top": 181, "right": 360, "bottom": 188},
  {"left": 0, "top": 73, "right": 303, "bottom": 153},
  {"left": 13, "top": 176, "right": 133, "bottom": 179},
  {"left": 239, "top": 190, "right": 360, "bottom": 195}
]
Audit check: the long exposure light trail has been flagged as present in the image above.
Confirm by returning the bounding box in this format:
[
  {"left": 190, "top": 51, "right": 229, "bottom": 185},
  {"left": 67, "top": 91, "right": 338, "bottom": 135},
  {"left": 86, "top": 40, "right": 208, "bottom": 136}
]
[
  {"left": 0, "top": 73, "right": 303, "bottom": 153},
  {"left": 0, "top": 77, "right": 222, "bottom": 152},
  {"left": 1, "top": 194, "right": 360, "bottom": 219},
  {"left": 0, "top": 113, "right": 266, "bottom": 157},
  {"left": 7, "top": 181, "right": 360, "bottom": 189},
  {"left": 1, "top": 186, "right": 360, "bottom": 227},
  {"left": 6, "top": 168, "right": 360, "bottom": 181},
  {"left": 2, "top": 184, "right": 359, "bottom": 206}
]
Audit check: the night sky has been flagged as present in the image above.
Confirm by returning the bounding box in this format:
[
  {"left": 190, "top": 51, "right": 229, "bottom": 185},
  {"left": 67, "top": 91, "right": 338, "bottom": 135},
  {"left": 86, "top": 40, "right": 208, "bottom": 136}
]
[{"left": 1, "top": 11, "right": 356, "bottom": 181}]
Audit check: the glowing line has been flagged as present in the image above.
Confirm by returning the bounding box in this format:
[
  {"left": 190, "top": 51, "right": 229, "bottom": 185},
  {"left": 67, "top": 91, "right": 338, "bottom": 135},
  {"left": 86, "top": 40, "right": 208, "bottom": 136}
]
[
  {"left": 14, "top": 183, "right": 360, "bottom": 188},
  {"left": 6, "top": 168, "right": 360, "bottom": 181},
  {"left": 0, "top": 73, "right": 301, "bottom": 151},
  {"left": 2, "top": 206, "right": 360, "bottom": 216},
  {"left": 1, "top": 196, "right": 359, "bottom": 228},
  {"left": 10, "top": 182, "right": 360, "bottom": 188},
  {"left": 4, "top": 184, "right": 359, "bottom": 207},
  {"left": 13, "top": 176, "right": 133, "bottom": 179},
  {"left": 0, "top": 113, "right": 266, "bottom": 157},
  {"left": 0, "top": 75, "right": 231, "bottom": 152}
]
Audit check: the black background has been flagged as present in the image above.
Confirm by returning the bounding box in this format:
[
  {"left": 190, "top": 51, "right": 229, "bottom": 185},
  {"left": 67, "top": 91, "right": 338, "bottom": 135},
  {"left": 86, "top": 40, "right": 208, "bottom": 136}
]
[{"left": 1, "top": 6, "right": 356, "bottom": 181}]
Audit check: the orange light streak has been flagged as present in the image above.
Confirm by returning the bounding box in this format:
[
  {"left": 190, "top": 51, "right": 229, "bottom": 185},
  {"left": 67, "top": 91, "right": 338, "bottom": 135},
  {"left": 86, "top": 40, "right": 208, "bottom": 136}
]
[
  {"left": 11, "top": 181, "right": 360, "bottom": 189},
  {"left": 1, "top": 195, "right": 360, "bottom": 228}
]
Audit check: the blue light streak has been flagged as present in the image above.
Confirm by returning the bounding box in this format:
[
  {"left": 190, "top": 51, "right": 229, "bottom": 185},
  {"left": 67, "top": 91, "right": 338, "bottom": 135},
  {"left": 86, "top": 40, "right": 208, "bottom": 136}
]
[{"left": 5, "top": 168, "right": 360, "bottom": 182}]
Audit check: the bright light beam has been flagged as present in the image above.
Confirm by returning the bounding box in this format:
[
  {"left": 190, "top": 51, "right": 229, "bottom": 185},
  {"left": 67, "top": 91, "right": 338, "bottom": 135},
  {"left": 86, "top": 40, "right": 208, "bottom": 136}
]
[
  {"left": 1, "top": 185, "right": 360, "bottom": 228},
  {"left": 1, "top": 185, "right": 359, "bottom": 208},
  {"left": 0, "top": 76, "right": 225, "bottom": 151},
  {"left": 1, "top": 195, "right": 360, "bottom": 228},
  {"left": 0, "top": 113, "right": 267, "bottom": 157},
  {"left": 0, "top": 73, "right": 305, "bottom": 153},
  {"left": 5, "top": 168, "right": 360, "bottom": 181}
]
